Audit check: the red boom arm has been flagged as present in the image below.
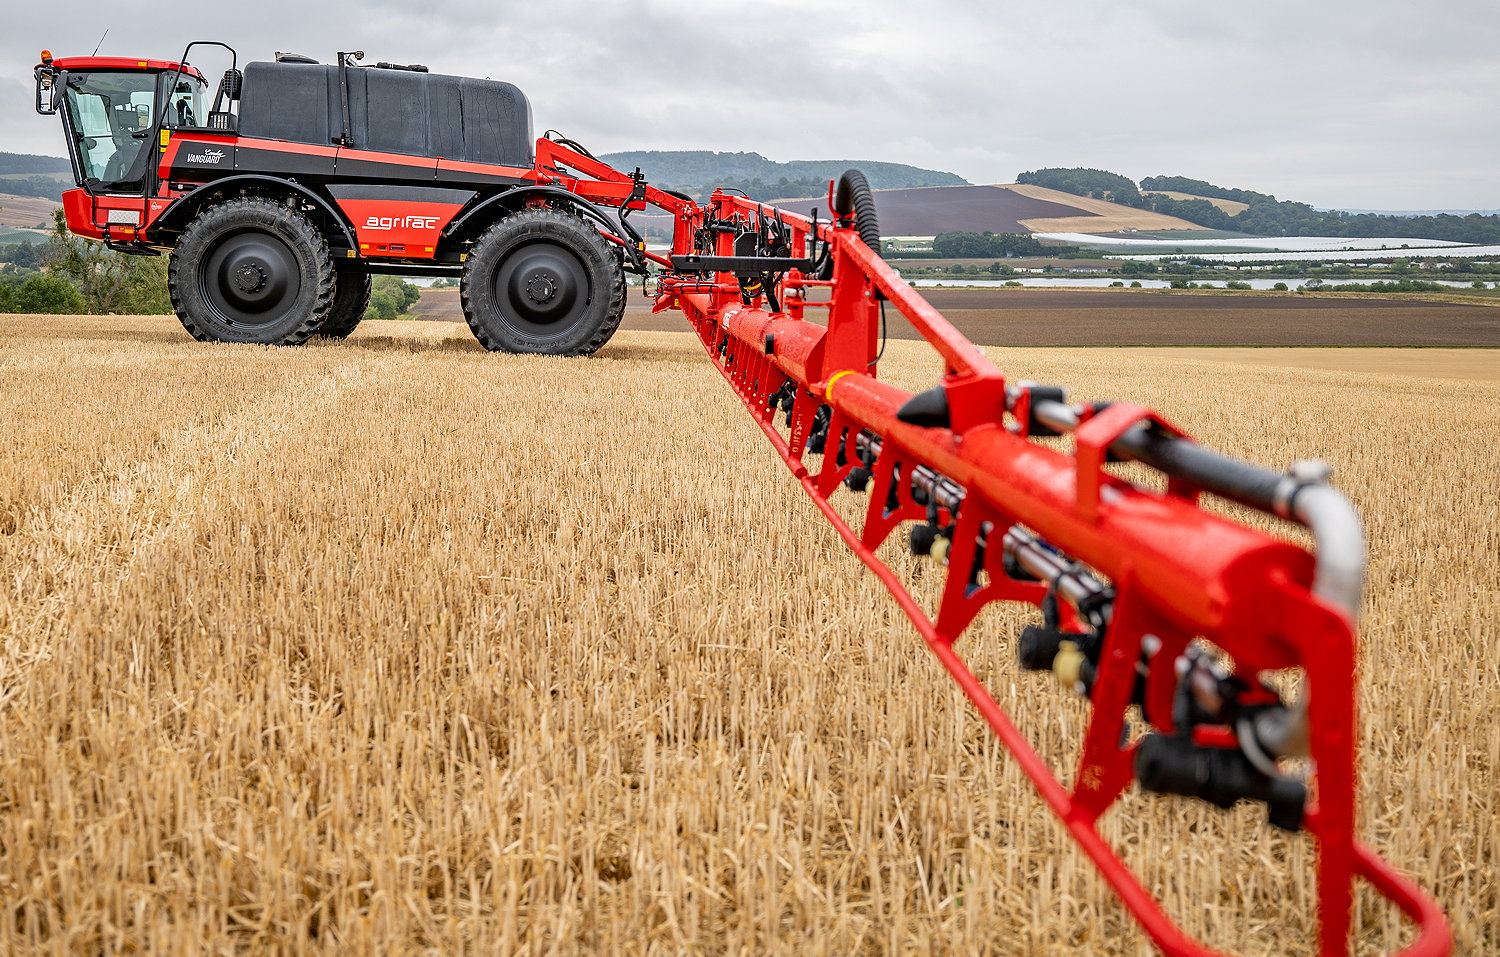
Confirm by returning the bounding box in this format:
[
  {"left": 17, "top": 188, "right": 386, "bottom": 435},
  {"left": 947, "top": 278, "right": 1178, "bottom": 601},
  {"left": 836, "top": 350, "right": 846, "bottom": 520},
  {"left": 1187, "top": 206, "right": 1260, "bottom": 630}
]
[{"left": 540, "top": 145, "right": 1452, "bottom": 956}]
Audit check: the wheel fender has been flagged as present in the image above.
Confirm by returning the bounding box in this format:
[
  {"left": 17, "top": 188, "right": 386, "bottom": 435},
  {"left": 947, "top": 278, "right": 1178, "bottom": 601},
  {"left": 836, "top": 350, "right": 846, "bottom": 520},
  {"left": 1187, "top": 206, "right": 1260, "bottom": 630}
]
[
  {"left": 147, "top": 175, "right": 357, "bottom": 251},
  {"left": 444, "top": 186, "right": 616, "bottom": 248}
]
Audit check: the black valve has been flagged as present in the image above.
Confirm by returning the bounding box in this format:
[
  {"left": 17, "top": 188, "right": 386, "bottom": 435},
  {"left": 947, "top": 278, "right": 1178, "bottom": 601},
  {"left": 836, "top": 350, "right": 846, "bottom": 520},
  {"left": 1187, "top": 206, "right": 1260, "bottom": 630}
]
[
  {"left": 909, "top": 523, "right": 936, "bottom": 555},
  {"left": 1017, "top": 624, "right": 1071, "bottom": 671},
  {"left": 805, "top": 405, "right": 832, "bottom": 455},
  {"left": 844, "top": 467, "right": 872, "bottom": 492},
  {"left": 1135, "top": 734, "right": 1306, "bottom": 832},
  {"left": 909, "top": 522, "right": 952, "bottom": 556}
]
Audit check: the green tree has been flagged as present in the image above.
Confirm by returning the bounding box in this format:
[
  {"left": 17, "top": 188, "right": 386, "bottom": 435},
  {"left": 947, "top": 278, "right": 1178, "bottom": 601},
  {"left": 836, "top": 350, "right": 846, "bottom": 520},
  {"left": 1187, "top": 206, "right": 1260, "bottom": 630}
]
[
  {"left": 1016, "top": 168, "right": 1143, "bottom": 207},
  {"left": 933, "top": 231, "right": 1045, "bottom": 259},
  {"left": 0, "top": 241, "right": 42, "bottom": 269},
  {"left": 932, "top": 232, "right": 992, "bottom": 258},
  {"left": 1, "top": 274, "right": 85, "bottom": 313},
  {"left": 43, "top": 210, "right": 171, "bottom": 314},
  {"left": 365, "top": 276, "right": 421, "bottom": 319}
]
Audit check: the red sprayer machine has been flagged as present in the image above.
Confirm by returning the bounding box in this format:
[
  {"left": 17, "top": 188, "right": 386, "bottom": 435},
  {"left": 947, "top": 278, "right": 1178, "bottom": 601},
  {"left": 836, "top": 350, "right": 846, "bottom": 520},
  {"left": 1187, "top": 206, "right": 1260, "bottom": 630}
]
[{"left": 33, "top": 41, "right": 1451, "bottom": 956}]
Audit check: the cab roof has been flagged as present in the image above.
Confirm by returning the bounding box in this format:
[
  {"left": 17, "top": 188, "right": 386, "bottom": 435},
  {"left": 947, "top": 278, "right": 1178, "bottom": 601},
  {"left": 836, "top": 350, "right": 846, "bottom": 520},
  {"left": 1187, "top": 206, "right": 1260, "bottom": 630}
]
[{"left": 48, "top": 56, "right": 206, "bottom": 81}]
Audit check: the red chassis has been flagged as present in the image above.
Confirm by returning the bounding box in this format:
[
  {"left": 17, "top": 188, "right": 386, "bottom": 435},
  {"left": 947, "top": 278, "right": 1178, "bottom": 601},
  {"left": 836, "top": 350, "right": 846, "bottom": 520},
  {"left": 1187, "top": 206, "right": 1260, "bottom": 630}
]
[{"left": 48, "top": 56, "right": 694, "bottom": 262}]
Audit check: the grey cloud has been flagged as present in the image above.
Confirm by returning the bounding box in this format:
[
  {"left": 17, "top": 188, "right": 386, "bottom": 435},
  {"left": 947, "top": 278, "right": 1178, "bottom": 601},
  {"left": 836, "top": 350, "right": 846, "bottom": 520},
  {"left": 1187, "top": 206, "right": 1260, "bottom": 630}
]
[{"left": 7, "top": 0, "right": 1499, "bottom": 209}]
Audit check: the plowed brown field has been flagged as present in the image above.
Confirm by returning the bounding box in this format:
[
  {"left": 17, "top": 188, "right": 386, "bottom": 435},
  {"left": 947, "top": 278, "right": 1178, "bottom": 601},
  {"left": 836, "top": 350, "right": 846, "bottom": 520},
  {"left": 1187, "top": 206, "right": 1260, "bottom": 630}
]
[
  {"left": 608, "top": 288, "right": 1500, "bottom": 348},
  {"left": 2, "top": 315, "right": 1494, "bottom": 955}
]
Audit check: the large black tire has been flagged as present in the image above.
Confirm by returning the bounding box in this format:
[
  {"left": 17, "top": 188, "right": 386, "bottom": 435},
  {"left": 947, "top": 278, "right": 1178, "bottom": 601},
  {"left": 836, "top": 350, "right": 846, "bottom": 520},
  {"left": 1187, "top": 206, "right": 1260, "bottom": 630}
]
[
  {"left": 167, "top": 197, "right": 336, "bottom": 345},
  {"left": 317, "top": 263, "right": 372, "bottom": 339},
  {"left": 460, "top": 207, "right": 625, "bottom": 355}
]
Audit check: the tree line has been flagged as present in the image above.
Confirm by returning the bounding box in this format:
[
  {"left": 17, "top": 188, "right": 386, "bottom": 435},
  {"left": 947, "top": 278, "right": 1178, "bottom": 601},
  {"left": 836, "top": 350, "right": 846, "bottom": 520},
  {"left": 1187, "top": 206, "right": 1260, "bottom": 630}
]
[
  {"left": 0, "top": 151, "right": 70, "bottom": 175},
  {"left": 1, "top": 211, "right": 419, "bottom": 318},
  {"left": 0, "top": 175, "right": 70, "bottom": 201},
  {"left": 1016, "top": 167, "right": 1500, "bottom": 245},
  {"left": 931, "top": 231, "right": 1047, "bottom": 258}
]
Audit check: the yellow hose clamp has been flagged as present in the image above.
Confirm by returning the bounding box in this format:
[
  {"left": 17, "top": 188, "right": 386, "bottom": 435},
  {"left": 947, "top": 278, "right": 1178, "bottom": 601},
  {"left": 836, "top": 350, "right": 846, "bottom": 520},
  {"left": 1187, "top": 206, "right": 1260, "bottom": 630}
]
[{"left": 826, "top": 369, "right": 856, "bottom": 396}]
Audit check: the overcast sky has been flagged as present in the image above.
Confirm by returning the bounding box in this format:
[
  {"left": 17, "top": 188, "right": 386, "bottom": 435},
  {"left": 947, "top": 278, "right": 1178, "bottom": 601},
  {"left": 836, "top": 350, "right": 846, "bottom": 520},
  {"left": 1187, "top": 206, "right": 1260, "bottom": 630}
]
[{"left": 6, "top": 0, "right": 1497, "bottom": 210}]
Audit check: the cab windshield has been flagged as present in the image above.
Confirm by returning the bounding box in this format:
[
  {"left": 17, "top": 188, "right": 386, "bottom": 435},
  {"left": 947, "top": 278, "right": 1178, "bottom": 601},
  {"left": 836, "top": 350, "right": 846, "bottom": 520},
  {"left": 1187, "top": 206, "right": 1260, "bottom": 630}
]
[{"left": 63, "top": 71, "right": 158, "bottom": 191}]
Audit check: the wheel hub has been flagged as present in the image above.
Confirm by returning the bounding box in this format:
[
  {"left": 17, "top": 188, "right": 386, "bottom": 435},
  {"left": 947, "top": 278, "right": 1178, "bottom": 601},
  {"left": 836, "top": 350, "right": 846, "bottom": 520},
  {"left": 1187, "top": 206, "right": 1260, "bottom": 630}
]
[
  {"left": 525, "top": 271, "right": 558, "bottom": 304},
  {"left": 233, "top": 261, "right": 268, "bottom": 294}
]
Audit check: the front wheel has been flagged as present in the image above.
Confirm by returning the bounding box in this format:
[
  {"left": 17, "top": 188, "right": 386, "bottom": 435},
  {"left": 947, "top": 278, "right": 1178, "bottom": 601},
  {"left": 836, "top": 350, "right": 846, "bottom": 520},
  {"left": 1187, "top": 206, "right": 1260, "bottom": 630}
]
[
  {"left": 167, "top": 196, "right": 336, "bottom": 345},
  {"left": 460, "top": 207, "right": 625, "bottom": 355}
]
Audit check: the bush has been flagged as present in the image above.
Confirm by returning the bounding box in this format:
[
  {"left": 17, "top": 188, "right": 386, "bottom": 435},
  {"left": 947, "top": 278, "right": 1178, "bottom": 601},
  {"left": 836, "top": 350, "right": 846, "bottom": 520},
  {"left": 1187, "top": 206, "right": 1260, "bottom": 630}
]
[
  {"left": 2, "top": 274, "right": 85, "bottom": 314},
  {"left": 365, "top": 276, "right": 422, "bottom": 320},
  {"left": 1129, "top": 281, "right": 1142, "bottom": 288},
  {"left": 933, "top": 231, "right": 1045, "bottom": 259},
  {"left": 1224, "top": 280, "right": 1251, "bottom": 290},
  {"left": 1272, "top": 282, "right": 1289, "bottom": 291},
  {"left": 42, "top": 210, "right": 171, "bottom": 314},
  {"left": 1109, "top": 281, "right": 1124, "bottom": 287}
]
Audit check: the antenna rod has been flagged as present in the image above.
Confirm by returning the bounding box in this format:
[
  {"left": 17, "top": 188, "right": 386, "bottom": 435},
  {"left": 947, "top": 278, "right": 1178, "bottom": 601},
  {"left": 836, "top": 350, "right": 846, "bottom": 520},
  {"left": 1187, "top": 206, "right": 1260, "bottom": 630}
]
[{"left": 91, "top": 29, "right": 109, "bottom": 56}]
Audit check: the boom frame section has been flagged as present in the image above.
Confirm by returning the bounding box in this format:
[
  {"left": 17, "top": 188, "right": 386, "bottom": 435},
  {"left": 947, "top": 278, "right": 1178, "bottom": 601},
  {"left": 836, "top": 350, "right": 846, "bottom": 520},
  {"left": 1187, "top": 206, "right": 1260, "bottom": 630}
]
[{"left": 634, "top": 186, "right": 1450, "bottom": 957}]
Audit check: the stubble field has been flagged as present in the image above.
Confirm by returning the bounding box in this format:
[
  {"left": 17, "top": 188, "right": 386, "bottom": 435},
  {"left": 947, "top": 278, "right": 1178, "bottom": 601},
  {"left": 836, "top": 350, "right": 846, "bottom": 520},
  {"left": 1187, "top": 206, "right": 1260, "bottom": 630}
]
[{"left": 1, "top": 315, "right": 1496, "bottom": 955}]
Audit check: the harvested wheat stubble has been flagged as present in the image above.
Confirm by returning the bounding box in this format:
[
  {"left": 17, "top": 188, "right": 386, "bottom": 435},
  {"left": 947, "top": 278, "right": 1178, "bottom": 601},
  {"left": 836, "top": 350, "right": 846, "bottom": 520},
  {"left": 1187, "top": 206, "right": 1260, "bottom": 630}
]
[{"left": 0, "top": 315, "right": 1495, "bottom": 955}]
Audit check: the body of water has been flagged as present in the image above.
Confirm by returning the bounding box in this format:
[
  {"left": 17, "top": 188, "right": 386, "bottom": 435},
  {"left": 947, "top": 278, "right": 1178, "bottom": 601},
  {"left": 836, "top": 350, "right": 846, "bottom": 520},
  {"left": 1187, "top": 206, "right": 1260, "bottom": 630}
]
[
  {"left": 908, "top": 277, "right": 1487, "bottom": 291},
  {"left": 1036, "top": 232, "right": 1470, "bottom": 252},
  {"left": 1106, "top": 245, "right": 1500, "bottom": 263}
]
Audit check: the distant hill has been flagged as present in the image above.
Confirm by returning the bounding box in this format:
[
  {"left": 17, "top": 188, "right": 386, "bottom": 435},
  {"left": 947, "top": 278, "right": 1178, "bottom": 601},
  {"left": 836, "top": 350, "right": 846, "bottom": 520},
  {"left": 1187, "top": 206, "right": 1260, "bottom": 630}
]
[
  {"left": 746, "top": 184, "right": 1206, "bottom": 238},
  {"left": 0, "top": 151, "right": 70, "bottom": 175},
  {"left": 602, "top": 150, "right": 968, "bottom": 202},
  {"left": 1335, "top": 208, "right": 1500, "bottom": 217},
  {"left": 1020, "top": 167, "right": 1500, "bottom": 244},
  {"left": 0, "top": 151, "right": 72, "bottom": 202},
  {"left": 1142, "top": 190, "right": 1249, "bottom": 216}
]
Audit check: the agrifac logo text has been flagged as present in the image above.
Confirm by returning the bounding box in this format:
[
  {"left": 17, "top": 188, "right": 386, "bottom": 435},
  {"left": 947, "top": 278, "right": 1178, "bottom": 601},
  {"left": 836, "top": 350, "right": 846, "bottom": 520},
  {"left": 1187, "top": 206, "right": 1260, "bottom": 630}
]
[{"left": 365, "top": 215, "right": 441, "bottom": 231}]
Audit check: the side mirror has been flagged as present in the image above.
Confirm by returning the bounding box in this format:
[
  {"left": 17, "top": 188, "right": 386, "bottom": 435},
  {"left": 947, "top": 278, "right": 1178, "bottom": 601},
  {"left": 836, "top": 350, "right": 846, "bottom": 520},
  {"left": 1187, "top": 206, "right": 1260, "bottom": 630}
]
[{"left": 35, "top": 66, "right": 58, "bottom": 115}]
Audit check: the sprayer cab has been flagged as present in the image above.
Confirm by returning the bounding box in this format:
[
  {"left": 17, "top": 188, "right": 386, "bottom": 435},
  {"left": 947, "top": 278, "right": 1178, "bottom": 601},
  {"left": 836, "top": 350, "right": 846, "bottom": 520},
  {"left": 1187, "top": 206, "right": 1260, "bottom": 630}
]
[{"left": 36, "top": 50, "right": 211, "bottom": 196}]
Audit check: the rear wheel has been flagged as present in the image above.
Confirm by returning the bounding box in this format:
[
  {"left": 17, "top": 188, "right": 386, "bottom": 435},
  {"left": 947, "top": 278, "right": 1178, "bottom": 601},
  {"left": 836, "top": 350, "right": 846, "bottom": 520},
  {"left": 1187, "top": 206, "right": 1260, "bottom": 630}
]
[
  {"left": 167, "top": 197, "right": 335, "bottom": 345},
  {"left": 317, "top": 263, "right": 372, "bottom": 339},
  {"left": 460, "top": 207, "right": 625, "bottom": 355}
]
